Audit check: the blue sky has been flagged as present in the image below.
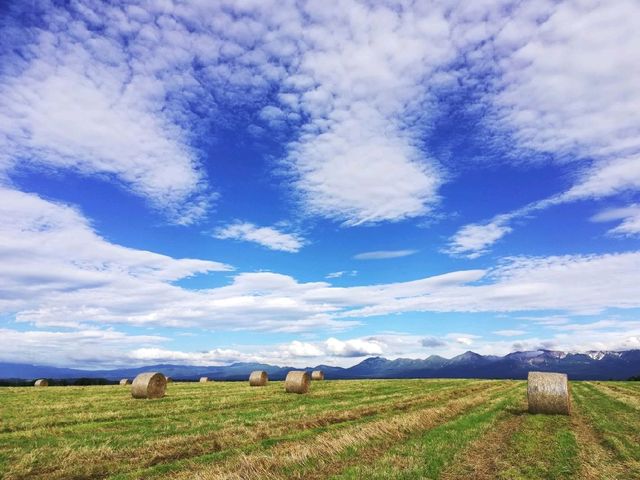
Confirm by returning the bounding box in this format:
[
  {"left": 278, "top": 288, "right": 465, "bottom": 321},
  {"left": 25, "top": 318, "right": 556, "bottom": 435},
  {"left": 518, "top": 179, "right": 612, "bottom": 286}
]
[{"left": 0, "top": 0, "right": 639, "bottom": 368}]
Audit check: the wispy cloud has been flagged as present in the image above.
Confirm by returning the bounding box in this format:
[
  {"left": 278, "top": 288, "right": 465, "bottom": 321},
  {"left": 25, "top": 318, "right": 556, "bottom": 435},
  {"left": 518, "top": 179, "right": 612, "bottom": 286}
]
[
  {"left": 214, "top": 222, "right": 304, "bottom": 252},
  {"left": 354, "top": 250, "right": 418, "bottom": 260},
  {"left": 325, "top": 270, "right": 358, "bottom": 279},
  {"left": 591, "top": 205, "right": 640, "bottom": 236},
  {"left": 493, "top": 330, "right": 527, "bottom": 337},
  {"left": 444, "top": 219, "right": 512, "bottom": 258}
]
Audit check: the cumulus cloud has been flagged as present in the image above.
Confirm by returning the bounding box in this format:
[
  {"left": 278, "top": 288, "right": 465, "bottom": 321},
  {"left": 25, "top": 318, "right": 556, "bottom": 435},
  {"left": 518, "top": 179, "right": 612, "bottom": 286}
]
[
  {"left": 591, "top": 205, "right": 640, "bottom": 236},
  {"left": 270, "top": 2, "right": 457, "bottom": 225},
  {"left": 0, "top": 3, "right": 224, "bottom": 223},
  {"left": 3, "top": 0, "right": 638, "bottom": 234},
  {"left": 325, "top": 337, "right": 384, "bottom": 357},
  {"left": 354, "top": 250, "right": 418, "bottom": 260},
  {"left": 214, "top": 222, "right": 304, "bottom": 252},
  {"left": 0, "top": 0, "right": 458, "bottom": 227}
]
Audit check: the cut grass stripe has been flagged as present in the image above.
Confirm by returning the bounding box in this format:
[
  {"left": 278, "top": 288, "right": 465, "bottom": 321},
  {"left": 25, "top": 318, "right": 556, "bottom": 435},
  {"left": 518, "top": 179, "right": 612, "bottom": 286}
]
[
  {"left": 331, "top": 384, "right": 523, "bottom": 480},
  {"left": 572, "top": 382, "right": 640, "bottom": 469},
  {"left": 493, "top": 412, "right": 578, "bottom": 480}
]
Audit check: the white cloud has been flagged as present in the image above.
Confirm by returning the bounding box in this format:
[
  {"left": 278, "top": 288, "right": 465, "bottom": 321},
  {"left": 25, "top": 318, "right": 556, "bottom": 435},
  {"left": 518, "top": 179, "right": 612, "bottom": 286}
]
[
  {"left": 3, "top": 190, "right": 640, "bottom": 332},
  {"left": 562, "top": 156, "right": 640, "bottom": 202},
  {"left": 444, "top": 219, "right": 512, "bottom": 258},
  {"left": 3, "top": 1, "right": 638, "bottom": 233},
  {"left": 325, "top": 270, "right": 358, "bottom": 279},
  {"left": 214, "top": 222, "right": 304, "bottom": 252},
  {"left": 325, "top": 271, "right": 344, "bottom": 279},
  {"left": 275, "top": 2, "right": 457, "bottom": 225},
  {"left": 0, "top": 1, "right": 460, "bottom": 227},
  {"left": 446, "top": 1, "right": 640, "bottom": 256},
  {"left": 340, "top": 251, "right": 640, "bottom": 318},
  {"left": 0, "top": 6, "right": 217, "bottom": 223},
  {"left": 493, "top": 330, "right": 526, "bottom": 337},
  {"left": 486, "top": 1, "right": 640, "bottom": 163},
  {"left": 475, "top": 319, "right": 640, "bottom": 357},
  {"left": 0, "top": 187, "right": 230, "bottom": 316},
  {"left": 283, "top": 341, "right": 325, "bottom": 358},
  {"left": 445, "top": 333, "right": 481, "bottom": 346},
  {"left": 0, "top": 328, "right": 167, "bottom": 368},
  {"left": 591, "top": 205, "right": 640, "bottom": 236},
  {"left": 325, "top": 337, "right": 384, "bottom": 357},
  {"left": 129, "top": 347, "right": 250, "bottom": 366},
  {"left": 354, "top": 250, "right": 418, "bottom": 260}
]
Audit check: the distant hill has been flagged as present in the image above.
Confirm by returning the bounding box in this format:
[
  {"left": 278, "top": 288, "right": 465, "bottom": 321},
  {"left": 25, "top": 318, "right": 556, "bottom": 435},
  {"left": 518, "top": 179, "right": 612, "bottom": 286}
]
[{"left": 2, "top": 349, "right": 640, "bottom": 382}]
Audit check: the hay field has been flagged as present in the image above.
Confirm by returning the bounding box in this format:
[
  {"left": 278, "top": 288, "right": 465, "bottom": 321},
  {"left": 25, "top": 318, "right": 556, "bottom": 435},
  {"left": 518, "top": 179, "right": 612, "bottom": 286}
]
[{"left": 1, "top": 379, "right": 639, "bottom": 479}]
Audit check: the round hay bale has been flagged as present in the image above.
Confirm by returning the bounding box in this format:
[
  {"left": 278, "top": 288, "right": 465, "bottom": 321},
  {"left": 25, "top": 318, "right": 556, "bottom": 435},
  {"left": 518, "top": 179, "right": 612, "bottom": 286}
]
[
  {"left": 199, "top": 376, "right": 209, "bottom": 383},
  {"left": 527, "top": 371, "right": 571, "bottom": 415},
  {"left": 166, "top": 377, "right": 173, "bottom": 383},
  {"left": 285, "top": 371, "right": 310, "bottom": 394},
  {"left": 34, "top": 379, "right": 48, "bottom": 387},
  {"left": 311, "top": 370, "right": 325, "bottom": 381},
  {"left": 249, "top": 370, "right": 268, "bottom": 386},
  {"left": 131, "top": 372, "right": 166, "bottom": 399},
  {"left": 119, "top": 378, "right": 130, "bottom": 386}
]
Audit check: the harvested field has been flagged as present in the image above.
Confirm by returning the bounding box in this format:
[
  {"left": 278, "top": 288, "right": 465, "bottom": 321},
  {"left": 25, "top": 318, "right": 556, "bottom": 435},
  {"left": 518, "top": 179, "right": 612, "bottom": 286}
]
[{"left": 0, "top": 379, "right": 638, "bottom": 479}]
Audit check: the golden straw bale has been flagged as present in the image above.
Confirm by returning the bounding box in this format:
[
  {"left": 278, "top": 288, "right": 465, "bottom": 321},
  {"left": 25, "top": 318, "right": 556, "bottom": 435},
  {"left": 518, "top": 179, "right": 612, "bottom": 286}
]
[
  {"left": 131, "top": 372, "right": 167, "bottom": 399},
  {"left": 119, "top": 378, "right": 130, "bottom": 386},
  {"left": 34, "top": 379, "right": 48, "bottom": 387},
  {"left": 311, "top": 370, "right": 325, "bottom": 381},
  {"left": 199, "top": 377, "right": 209, "bottom": 383},
  {"left": 249, "top": 370, "right": 268, "bottom": 386},
  {"left": 527, "top": 371, "right": 571, "bottom": 415},
  {"left": 285, "top": 370, "right": 310, "bottom": 394}
]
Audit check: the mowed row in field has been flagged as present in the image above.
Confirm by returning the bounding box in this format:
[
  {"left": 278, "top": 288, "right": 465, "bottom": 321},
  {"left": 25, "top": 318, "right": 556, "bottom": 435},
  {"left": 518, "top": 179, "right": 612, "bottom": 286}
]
[{"left": 1, "top": 379, "right": 640, "bottom": 479}]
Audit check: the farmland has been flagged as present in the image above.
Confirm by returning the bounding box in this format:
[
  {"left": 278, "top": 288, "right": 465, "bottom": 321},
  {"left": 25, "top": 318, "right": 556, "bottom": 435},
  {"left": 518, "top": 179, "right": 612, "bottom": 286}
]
[{"left": 1, "top": 379, "right": 639, "bottom": 479}]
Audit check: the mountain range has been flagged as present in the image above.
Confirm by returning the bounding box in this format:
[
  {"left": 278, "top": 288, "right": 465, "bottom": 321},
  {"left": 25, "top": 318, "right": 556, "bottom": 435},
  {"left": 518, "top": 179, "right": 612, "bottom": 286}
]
[{"left": 3, "top": 349, "right": 640, "bottom": 382}]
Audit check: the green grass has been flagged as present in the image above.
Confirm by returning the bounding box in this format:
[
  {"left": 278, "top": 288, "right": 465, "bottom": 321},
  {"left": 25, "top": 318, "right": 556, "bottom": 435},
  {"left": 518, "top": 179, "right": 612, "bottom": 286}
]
[{"left": 0, "top": 379, "right": 638, "bottom": 479}]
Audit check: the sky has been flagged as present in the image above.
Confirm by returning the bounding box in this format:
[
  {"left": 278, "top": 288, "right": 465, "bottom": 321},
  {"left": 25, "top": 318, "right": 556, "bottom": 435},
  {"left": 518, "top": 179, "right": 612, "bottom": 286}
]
[{"left": 0, "top": 0, "right": 639, "bottom": 369}]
